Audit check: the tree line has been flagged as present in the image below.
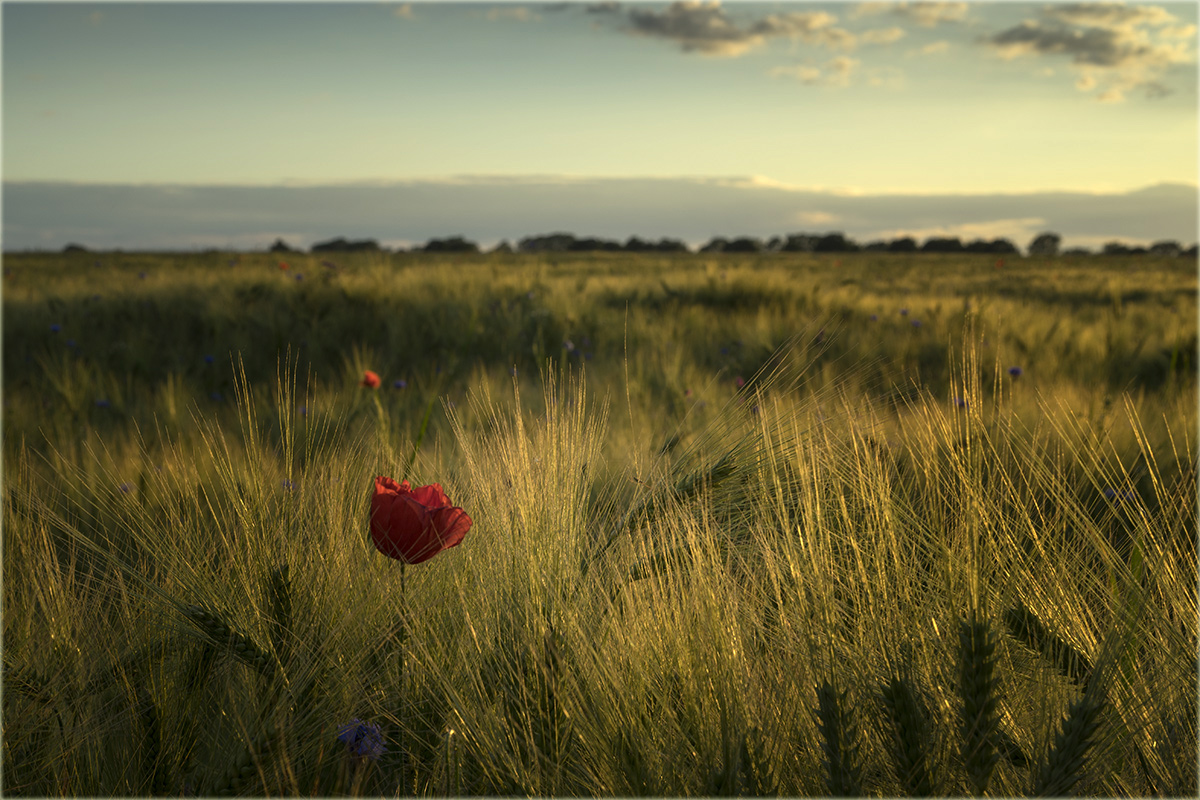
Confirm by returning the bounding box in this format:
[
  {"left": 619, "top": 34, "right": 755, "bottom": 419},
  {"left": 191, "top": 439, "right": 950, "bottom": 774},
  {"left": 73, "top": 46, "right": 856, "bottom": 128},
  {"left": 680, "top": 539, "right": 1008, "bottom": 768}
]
[{"left": 59, "top": 232, "right": 1199, "bottom": 258}]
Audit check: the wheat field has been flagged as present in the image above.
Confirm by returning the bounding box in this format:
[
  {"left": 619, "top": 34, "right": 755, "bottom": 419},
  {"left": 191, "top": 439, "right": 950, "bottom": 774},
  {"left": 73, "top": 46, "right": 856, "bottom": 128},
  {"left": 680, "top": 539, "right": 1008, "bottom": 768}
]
[{"left": 2, "top": 249, "right": 1196, "bottom": 796}]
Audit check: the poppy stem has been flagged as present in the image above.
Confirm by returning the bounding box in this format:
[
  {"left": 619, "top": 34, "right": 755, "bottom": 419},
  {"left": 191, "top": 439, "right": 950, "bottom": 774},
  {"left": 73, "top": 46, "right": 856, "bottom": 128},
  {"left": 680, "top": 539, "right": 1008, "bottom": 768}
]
[
  {"left": 394, "top": 561, "right": 408, "bottom": 795},
  {"left": 401, "top": 394, "right": 437, "bottom": 482}
]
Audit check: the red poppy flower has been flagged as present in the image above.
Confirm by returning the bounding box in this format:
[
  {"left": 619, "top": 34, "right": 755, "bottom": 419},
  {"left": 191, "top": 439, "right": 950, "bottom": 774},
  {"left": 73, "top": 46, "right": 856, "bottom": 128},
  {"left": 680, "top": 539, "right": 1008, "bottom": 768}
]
[
  {"left": 370, "top": 476, "right": 471, "bottom": 564},
  {"left": 279, "top": 261, "right": 289, "bottom": 270},
  {"left": 360, "top": 370, "right": 381, "bottom": 389}
]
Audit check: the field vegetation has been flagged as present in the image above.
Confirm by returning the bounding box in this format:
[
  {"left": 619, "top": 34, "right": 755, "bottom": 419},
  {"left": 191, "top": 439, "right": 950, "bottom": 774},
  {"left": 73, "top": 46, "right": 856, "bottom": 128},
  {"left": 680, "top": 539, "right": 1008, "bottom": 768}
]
[{"left": 2, "top": 249, "right": 1196, "bottom": 796}]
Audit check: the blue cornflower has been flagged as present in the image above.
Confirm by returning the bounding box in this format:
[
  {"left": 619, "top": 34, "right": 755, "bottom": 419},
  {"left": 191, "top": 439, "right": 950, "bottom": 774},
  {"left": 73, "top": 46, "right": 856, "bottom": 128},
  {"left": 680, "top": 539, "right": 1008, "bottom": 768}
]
[
  {"left": 118, "top": 482, "right": 132, "bottom": 493},
  {"left": 282, "top": 479, "right": 296, "bottom": 491},
  {"left": 298, "top": 406, "right": 308, "bottom": 416},
  {"left": 392, "top": 379, "right": 407, "bottom": 390},
  {"left": 50, "top": 323, "right": 62, "bottom": 333},
  {"left": 336, "top": 719, "right": 387, "bottom": 761},
  {"left": 869, "top": 314, "right": 878, "bottom": 322},
  {"left": 210, "top": 392, "right": 223, "bottom": 402},
  {"left": 204, "top": 354, "right": 215, "bottom": 364},
  {"left": 1008, "top": 366, "right": 1023, "bottom": 378},
  {"left": 911, "top": 319, "right": 922, "bottom": 328},
  {"left": 899, "top": 308, "right": 909, "bottom": 316},
  {"left": 95, "top": 399, "right": 110, "bottom": 408},
  {"left": 295, "top": 273, "right": 304, "bottom": 281},
  {"left": 954, "top": 397, "right": 968, "bottom": 409}
]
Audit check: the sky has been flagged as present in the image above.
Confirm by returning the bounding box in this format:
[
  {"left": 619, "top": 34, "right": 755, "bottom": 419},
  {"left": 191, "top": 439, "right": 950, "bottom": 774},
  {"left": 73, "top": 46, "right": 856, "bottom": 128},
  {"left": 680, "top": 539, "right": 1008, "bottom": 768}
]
[{"left": 2, "top": 1, "right": 1197, "bottom": 251}]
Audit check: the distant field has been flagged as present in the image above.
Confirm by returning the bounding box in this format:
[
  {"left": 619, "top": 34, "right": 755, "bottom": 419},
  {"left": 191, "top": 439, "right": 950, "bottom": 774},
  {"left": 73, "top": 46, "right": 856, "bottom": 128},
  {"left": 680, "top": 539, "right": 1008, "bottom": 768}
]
[{"left": 3, "top": 250, "right": 1196, "bottom": 796}]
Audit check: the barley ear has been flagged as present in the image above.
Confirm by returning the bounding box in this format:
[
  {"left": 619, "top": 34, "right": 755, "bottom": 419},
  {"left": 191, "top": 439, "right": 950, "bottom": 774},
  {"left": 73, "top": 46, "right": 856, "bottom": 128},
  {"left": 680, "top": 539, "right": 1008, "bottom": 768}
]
[
  {"left": 210, "top": 719, "right": 280, "bottom": 797},
  {"left": 881, "top": 676, "right": 936, "bottom": 797},
  {"left": 1003, "top": 602, "right": 1092, "bottom": 688},
  {"left": 958, "top": 614, "right": 1001, "bottom": 795},
  {"left": 265, "top": 563, "right": 292, "bottom": 665},
  {"left": 1032, "top": 690, "right": 1105, "bottom": 796},
  {"left": 815, "top": 681, "right": 864, "bottom": 797},
  {"left": 182, "top": 604, "right": 274, "bottom": 679}
]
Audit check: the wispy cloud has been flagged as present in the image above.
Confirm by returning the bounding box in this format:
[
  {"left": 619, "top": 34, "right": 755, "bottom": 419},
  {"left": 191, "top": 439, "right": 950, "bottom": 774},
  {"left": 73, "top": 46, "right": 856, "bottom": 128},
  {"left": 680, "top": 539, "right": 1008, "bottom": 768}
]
[
  {"left": 622, "top": 1, "right": 858, "bottom": 57},
  {"left": 487, "top": 6, "right": 540, "bottom": 23},
  {"left": 852, "top": 2, "right": 969, "bottom": 28},
  {"left": 982, "top": 2, "right": 1195, "bottom": 101},
  {"left": 914, "top": 40, "right": 950, "bottom": 55}
]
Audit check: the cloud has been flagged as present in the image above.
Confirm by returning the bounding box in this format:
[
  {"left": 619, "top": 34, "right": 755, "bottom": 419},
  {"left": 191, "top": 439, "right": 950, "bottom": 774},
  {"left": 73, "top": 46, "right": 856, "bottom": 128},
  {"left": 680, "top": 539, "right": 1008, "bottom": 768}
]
[
  {"left": 870, "top": 217, "right": 1048, "bottom": 244},
  {"left": 860, "top": 27, "right": 906, "bottom": 45},
  {"left": 770, "top": 57, "right": 902, "bottom": 89},
  {"left": 982, "top": 4, "right": 1195, "bottom": 101},
  {"left": 487, "top": 6, "right": 540, "bottom": 23},
  {"left": 392, "top": 4, "right": 413, "bottom": 19},
  {"left": 3, "top": 179, "right": 1195, "bottom": 252},
  {"left": 1044, "top": 3, "right": 1176, "bottom": 32},
  {"left": 769, "top": 57, "right": 860, "bottom": 87},
  {"left": 585, "top": 2, "right": 621, "bottom": 13},
  {"left": 852, "top": 2, "right": 968, "bottom": 28},
  {"left": 916, "top": 40, "right": 950, "bottom": 55},
  {"left": 623, "top": 2, "right": 857, "bottom": 57},
  {"left": 795, "top": 210, "right": 839, "bottom": 225}
]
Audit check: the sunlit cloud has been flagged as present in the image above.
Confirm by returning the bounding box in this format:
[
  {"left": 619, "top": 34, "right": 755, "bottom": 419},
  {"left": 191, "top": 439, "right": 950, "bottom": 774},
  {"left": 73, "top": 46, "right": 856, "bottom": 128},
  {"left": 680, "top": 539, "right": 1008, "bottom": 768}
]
[
  {"left": 915, "top": 40, "right": 950, "bottom": 55},
  {"left": 392, "top": 4, "right": 413, "bottom": 20},
  {"left": 870, "top": 217, "right": 1048, "bottom": 245},
  {"left": 982, "top": 3, "right": 1195, "bottom": 101},
  {"left": 622, "top": 2, "right": 859, "bottom": 57},
  {"left": 795, "top": 210, "right": 839, "bottom": 225},
  {"left": 861, "top": 27, "right": 907, "bottom": 45},
  {"left": 487, "top": 6, "right": 540, "bottom": 23},
  {"left": 852, "top": 2, "right": 969, "bottom": 28}
]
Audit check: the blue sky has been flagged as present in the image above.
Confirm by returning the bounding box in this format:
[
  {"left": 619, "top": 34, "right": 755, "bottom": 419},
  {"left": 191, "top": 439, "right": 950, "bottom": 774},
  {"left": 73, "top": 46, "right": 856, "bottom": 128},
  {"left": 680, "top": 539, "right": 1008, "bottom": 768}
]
[{"left": 3, "top": 2, "right": 1197, "bottom": 250}]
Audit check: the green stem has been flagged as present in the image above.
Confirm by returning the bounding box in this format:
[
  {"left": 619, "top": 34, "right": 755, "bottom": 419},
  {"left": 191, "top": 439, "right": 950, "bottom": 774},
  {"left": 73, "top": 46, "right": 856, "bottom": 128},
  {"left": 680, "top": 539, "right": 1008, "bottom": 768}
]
[{"left": 401, "top": 394, "right": 438, "bottom": 482}]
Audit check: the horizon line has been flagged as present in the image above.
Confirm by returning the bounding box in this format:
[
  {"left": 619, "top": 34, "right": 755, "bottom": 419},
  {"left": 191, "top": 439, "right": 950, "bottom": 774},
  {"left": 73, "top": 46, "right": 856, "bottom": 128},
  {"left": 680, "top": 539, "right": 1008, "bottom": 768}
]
[{"left": 3, "top": 175, "right": 1196, "bottom": 198}]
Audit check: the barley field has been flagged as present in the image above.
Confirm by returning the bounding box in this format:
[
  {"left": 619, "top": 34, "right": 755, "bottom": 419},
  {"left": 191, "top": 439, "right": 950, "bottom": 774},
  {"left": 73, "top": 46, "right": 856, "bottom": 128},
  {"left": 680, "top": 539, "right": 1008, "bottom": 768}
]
[{"left": 2, "top": 249, "right": 1196, "bottom": 796}]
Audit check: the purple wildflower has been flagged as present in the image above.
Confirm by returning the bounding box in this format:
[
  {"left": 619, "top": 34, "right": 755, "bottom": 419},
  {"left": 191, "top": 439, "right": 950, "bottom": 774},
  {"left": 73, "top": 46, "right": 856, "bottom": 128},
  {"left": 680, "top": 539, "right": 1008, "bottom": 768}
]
[
  {"left": 336, "top": 719, "right": 387, "bottom": 761},
  {"left": 1008, "top": 366, "right": 1023, "bottom": 378}
]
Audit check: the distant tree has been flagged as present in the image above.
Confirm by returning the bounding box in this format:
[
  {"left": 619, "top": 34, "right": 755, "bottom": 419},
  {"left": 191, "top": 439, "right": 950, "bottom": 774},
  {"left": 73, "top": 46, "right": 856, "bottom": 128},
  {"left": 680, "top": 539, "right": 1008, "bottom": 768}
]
[
  {"left": 1149, "top": 240, "right": 1182, "bottom": 257},
  {"left": 887, "top": 237, "right": 918, "bottom": 253},
  {"left": 518, "top": 233, "right": 575, "bottom": 253},
  {"left": 654, "top": 238, "right": 690, "bottom": 253},
  {"left": 921, "top": 237, "right": 965, "bottom": 253},
  {"left": 781, "top": 233, "right": 819, "bottom": 252},
  {"left": 765, "top": 236, "right": 784, "bottom": 252},
  {"left": 268, "top": 238, "right": 297, "bottom": 253},
  {"left": 62, "top": 243, "right": 90, "bottom": 253},
  {"left": 863, "top": 240, "right": 890, "bottom": 252},
  {"left": 623, "top": 236, "right": 656, "bottom": 252},
  {"left": 988, "top": 238, "right": 1019, "bottom": 254},
  {"left": 569, "top": 237, "right": 622, "bottom": 252},
  {"left": 490, "top": 240, "right": 514, "bottom": 254},
  {"left": 1062, "top": 247, "right": 1093, "bottom": 257},
  {"left": 311, "top": 237, "right": 381, "bottom": 253},
  {"left": 1102, "top": 241, "right": 1132, "bottom": 256},
  {"left": 814, "top": 232, "right": 859, "bottom": 253},
  {"left": 1027, "top": 232, "right": 1061, "bottom": 257},
  {"left": 422, "top": 236, "right": 479, "bottom": 253},
  {"left": 723, "top": 237, "right": 765, "bottom": 253},
  {"left": 699, "top": 237, "right": 729, "bottom": 253},
  {"left": 1183, "top": 244, "right": 1198, "bottom": 258}
]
